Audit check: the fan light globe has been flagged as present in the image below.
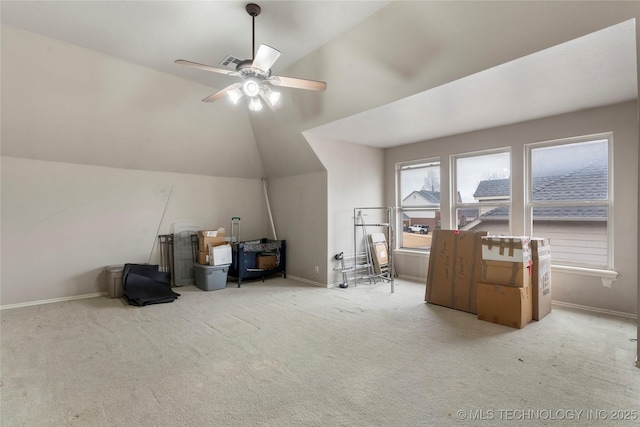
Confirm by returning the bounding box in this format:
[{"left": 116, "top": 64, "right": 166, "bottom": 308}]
[
  {"left": 268, "top": 90, "right": 281, "bottom": 106},
  {"left": 248, "top": 97, "right": 263, "bottom": 112},
  {"left": 228, "top": 88, "right": 243, "bottom": 104},
  {"left": 243, "top": 78, "right": 261, "bottom": 98}
]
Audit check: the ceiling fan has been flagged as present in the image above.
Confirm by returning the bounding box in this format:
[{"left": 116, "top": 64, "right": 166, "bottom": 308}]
[{"left": 175, "top": 3, "right": 327, "bottom": 112}]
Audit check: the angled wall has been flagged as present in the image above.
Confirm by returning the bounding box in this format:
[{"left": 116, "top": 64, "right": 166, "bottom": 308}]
[
  {"left": 0, "top": 25, "right": 271, "bottom": 306},
  {"left": 1, "top": 25, "right": 263, "bottom": 178}
]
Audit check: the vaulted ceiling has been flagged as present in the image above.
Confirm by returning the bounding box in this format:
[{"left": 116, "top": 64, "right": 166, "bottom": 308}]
[{"left": 2, "top": 1, "right": 639, "bottom": 178}]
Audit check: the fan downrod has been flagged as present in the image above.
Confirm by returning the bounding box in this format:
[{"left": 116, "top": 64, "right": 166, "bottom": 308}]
[{"left": 246, "top": 3, "right": 261, "bottom": 17}]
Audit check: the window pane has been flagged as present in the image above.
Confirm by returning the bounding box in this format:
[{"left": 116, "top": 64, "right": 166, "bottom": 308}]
[
  {"left": 533, "top": 207, "right": 608, "bottom": 268},
  {"left": 398, "top": 160, "right": 440, "bottom": 251},
  {"left": 457, "top": 207, "right": 510, "bottom": 233},
  {"left": 400, "top": 162, "right": 440, "bottom": 206},
  {"left": 531, "top": 140, "right": 608, "bottom": 201},
  {"left": 530, "top": 138, "right": 610, "bottom": 269},
  {"left": 400, "top": 210, "right": 439, "bottom": 250},
  {"left": 456, "top": 152, "right": 510, "bottom": 204}
]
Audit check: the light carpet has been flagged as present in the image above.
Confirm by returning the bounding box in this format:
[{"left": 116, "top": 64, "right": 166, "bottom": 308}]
[{"left": 1, "top": 277, "right": 638, "bottom": 426}]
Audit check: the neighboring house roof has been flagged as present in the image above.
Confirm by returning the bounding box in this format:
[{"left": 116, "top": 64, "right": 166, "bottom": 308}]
[
  {"left": 474, "top": 179, "right": 510, "bottom": 198},
  {"left": 458, "top": 208, "right": 479, "bottom": 218},
  {"left": 479, "top": 206, "right": 607, "bottom": 220},
  {"left": 532, "top": 160, "right": 607, "bottom": 201},
  {"left": 418, "top": 190, "right": 440, "bottom": 204},
  {"left": 402, "top": 190, "right": 440, "bottom": 206},
  {"left": 472, "top": 157, "right": 607, "bottom": 220}
]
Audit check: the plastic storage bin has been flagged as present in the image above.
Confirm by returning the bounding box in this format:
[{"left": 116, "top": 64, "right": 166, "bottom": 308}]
[
  {"left": 193, "top": 263, "right": 230, "bottom": 291},
  {"left": 105, "top": 265, "right": 124, "bottom": 298}
]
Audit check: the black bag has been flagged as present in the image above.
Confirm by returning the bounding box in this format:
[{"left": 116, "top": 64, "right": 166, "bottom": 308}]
[{"left": 122, "top": 264, "right": 180, "bottom": 306}]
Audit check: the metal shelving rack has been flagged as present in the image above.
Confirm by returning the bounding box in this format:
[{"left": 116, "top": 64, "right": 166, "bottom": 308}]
[{"left": 353, "top": 207, "right": 395, "bottom": 293}]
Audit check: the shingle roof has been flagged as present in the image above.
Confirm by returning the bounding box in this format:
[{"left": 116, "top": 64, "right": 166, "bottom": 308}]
[
  {"left": 475, "top": 156, "right": 608, "bottom": 220},
  {"left": 532, "top": 160, "right": 607, "bottom": 201},
  {"left": 474, "top": 179, "right": 510, "bottom": 198},
  {"left": 402, "top": 190, "right": 440, "bottom": 205},
  {"left": 418, "top": 190, "right": 440, "bottom": 204},
  {"left": 481, "top": 206, "right": 607, "bottom": 219}
]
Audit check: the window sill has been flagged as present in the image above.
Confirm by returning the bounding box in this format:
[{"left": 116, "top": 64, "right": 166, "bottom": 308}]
[
  {"left": 393, "top": 251, "right": 619, "bottom": 288},
  {"left": 551, "top": 264, "right": 619, "bottom": 288},
  {"left": 394, "top": 249, "right": 430, "bottom": 257}
]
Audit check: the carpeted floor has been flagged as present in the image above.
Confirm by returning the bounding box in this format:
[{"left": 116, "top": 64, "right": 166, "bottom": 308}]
[{"left": 1, "top": 277, "right": 638, "bottom": 426}]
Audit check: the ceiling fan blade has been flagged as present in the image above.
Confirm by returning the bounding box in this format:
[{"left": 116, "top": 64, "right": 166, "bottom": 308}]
[
  {"left": 252, "top": 44, "right": 281, "bottom": 72},
  {"left": 202, "top": 83, "right": 243, "bottom": 102},
  {"left": 269, "top": 75, "right": 327, "bottom": 92},
  {"left": 175, "top": 59, "right": 239, "bottom": 76}
]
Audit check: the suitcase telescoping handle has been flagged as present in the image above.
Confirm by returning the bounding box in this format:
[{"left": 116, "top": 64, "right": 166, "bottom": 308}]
[{"left": 231, "top": 217, "right": 241, "bottom": 243}]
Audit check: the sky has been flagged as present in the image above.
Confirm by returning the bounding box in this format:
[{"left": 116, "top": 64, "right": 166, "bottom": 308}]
[
  {"left": 401, "top": 152, "right": 510, "bottom": 203},
  {"left": 401, "top": 140, "right": 606, "bottom": 204}
]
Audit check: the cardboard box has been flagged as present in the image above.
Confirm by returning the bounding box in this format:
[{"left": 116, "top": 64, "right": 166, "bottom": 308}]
[
  {"left": 482, "top": 259, "right": 531, "bottom": 287},
  {"left": 198, "top": 229, "right": 226, "bottom": 251},
  {"left": 530, "top": 237, "right": 551, "bottom": 259},
  {"left": 197, "top": 250, "right": 209, "bottom": 265},
  {"left": 208, "top": 244, "right": 232, "bottom": 266},
  {"left": 530, "top": 237, "right": 552, "bottom": 320},
  {"left": 482, "top": 236, "right": 531, "bottom": 263},
  {"left": 257, "top": 254, "right": 277, "bottom": 270},
  {"left": 425, "top": 230, "right": 487, "bottom": 314},
  {"left": 532, "top": 253, "right": 552, "bottom": 320},
  {"left": 477, "top": 282, "right": 533, "bottom": 329}
]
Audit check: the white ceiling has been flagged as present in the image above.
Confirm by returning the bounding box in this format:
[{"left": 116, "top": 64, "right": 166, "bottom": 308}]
[
  {"left": 1, "top": 1, "right": 637, "bottom": 149},
  {"left": 308, "top": 19, "right": 638, "bottom": 148},
  {"left": 0, "top": 0, "right": 390, "bottom": 88}
]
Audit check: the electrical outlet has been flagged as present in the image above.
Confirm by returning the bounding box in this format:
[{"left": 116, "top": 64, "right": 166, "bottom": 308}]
[{"left": 315, "top": 266, "right": 320, "bottom": 274}]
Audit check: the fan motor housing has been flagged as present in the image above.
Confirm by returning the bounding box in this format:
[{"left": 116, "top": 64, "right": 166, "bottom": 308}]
[{"left": 236, "top": 59, "right": 270, "bottom": 79}]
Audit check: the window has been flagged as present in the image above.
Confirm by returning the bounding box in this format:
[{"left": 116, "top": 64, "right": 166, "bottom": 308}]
[
  {"left": 397, "top": 160, "right": 440, "bottom": 250},
  {"left": 452, "top": 150, "right": 511, "bottom": 232},
  {"left": 527, "top": 135, "right": 612, "bottom": 269}
]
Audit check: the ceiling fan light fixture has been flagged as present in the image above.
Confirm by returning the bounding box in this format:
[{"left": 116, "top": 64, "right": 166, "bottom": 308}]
[
  {"left": 228, "top": 87, "right": 243, "bottom": 104},
  {"left": 248, "top": 97, "right": 263, "bottom": 112},
  {"left": 175, "top": 2, "right": 327, "bottom": 112},
  {"left": 267, "top": 89, "right": 281, "bottom": 106},
  {"left": 243, "top": 78, "right": 261, "bottom": 98}
]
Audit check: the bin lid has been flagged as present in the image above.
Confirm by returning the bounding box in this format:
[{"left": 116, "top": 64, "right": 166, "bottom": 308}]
[{"left": 193, "top": 262, "right": 231, "bottom": 270}]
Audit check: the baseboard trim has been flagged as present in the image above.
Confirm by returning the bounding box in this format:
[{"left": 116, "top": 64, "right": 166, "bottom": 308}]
[
  {"left": 397, "top": 274, "right": 426, "bottom": 283},
  {"left": 1, "top": 292, "right": 106, "bottom": 311},
  {"left": 552, "top": 300, "right": 637, "bottom": 320},
  {"left": 286, "top": 275, "right": 326, "bottom": 288}
]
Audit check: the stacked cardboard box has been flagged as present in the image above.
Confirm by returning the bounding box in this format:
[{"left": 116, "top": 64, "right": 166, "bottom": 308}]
[
  {"left": 425, "top": 230, "right": 487, "bottom": 314},
  {"left": 530, "top": 237, "right": 552, "bottom": 320},
  {"left": 477, "top": 236, "right": 533, "bottom": 329},
  {"left": 197, "top": 229, "right": 231, "bottom": 266}
]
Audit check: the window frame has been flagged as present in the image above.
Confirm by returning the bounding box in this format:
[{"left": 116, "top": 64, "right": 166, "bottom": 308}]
[
  {"left": 524, "top": 133, "right": 614, "bottom": 270},
  {"left": 450, "top": 147, "right": 512, "bottom": 232},
  {"left": 396, "top": 158, "right": 441, "bottom": 251}
]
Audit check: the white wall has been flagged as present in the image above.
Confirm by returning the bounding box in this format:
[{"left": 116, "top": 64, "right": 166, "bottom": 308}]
[
  {"left": 0, "top": 25, "right": 273, "bottom": 306},
  {"left": 386, "top": 101, "right": 638, "bottom": 316},
  {"left": 305, "top": 134, "right": 384, "bottom": 286},
  {"left": 1, "top": 25, "right": 263, "bottom": 179},
  {"left": 267, "top": 171, "right": 327, "bottom": 285},
  {"left": 0, "top": 157, "right": 269, "bottom": 306}
]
